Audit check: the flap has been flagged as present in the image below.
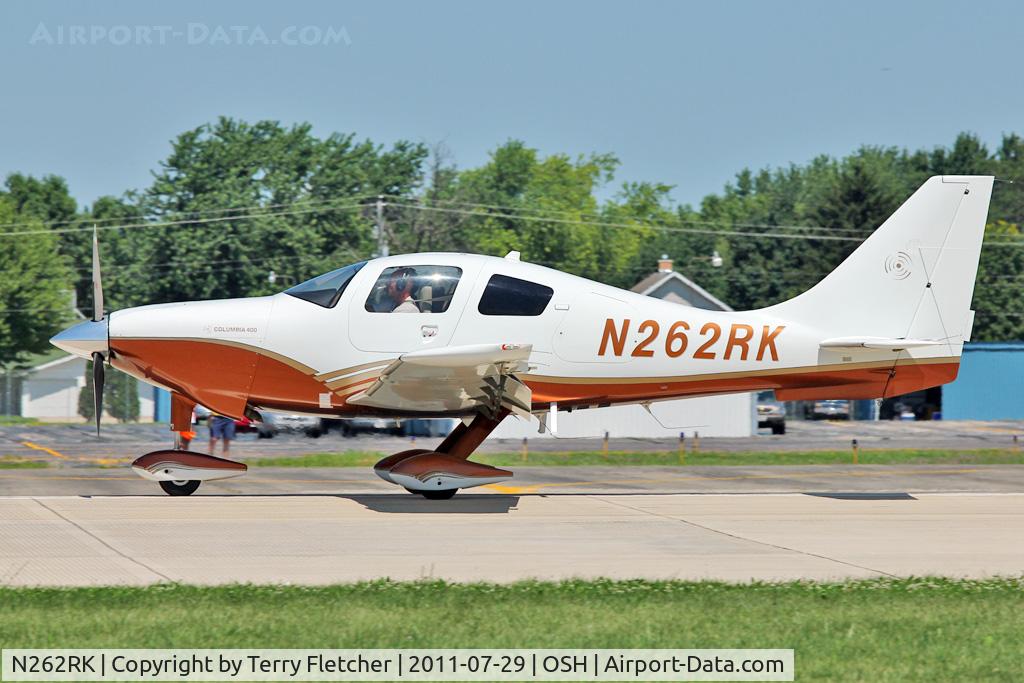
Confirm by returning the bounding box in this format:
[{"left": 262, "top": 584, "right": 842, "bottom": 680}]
[
  {"left": 820, "top": 336, "right": 943, "bottom": 351},
  {"left": 347, "top": 343, "right": 533, "bottom": 417}
]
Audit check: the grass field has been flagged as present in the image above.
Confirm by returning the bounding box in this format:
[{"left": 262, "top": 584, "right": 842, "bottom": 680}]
[
  {"left": 0, "top": 456, "right": 48, "bottom": 469},
  {"left": 1, "top": 578, "right": 1020, "bottom": 680},
  {"left": 247, "top": 448, "right": 1024, "bottom": 468},
  {"left": 0, "top": 415, "right": 39, "bottom": 426}
]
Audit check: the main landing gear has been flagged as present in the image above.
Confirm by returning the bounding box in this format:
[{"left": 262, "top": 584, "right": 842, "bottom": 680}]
[
  {"left": 374, "top": 412, "right": 513, "bottom": 499},
  {"left": 129, "top": 393, "right": 510, "bottom": 499},
  {"left": 159, "top": 480, "right": 202, "bottom": 496},
  {"left": 406, "top": 487, "right": 458, "bottom": 500}
]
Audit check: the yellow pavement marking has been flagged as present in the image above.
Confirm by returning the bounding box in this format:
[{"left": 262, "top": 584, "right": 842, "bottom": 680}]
[
  {"left": 971, "top": 424, "right": 1022, "bottom": 434},
  {"left": 486, "top": 467, "right": 980, "bottom": 494},
  {"left": 20, "top": 442, "right": 68, "bottom": 460},
  {"left": 0, "top": 474, "right": 136, "bottom": 481},
  {"left": 485, "top": 484, "right": 543, "bottom": 494},
  {"left": 19, "top": 443, "right": 130, "bottom": 466}
]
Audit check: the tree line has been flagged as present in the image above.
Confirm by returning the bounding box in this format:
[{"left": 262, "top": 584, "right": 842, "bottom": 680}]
[{"left": 4, "top": 117, "right": 1024, "bottom": 373}]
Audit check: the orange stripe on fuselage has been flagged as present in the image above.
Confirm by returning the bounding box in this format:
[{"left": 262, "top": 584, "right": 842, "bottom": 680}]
[{"left": 111, "top": 337, "right": 387, "bottom": 417}]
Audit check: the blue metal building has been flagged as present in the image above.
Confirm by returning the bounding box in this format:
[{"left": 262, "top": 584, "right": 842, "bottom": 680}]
[
  {"left": 942, "top": 342, "right": 1024, "bottom": 420},
  {"left": 153, "top": 387, "right": 171, "bottom": 422}
]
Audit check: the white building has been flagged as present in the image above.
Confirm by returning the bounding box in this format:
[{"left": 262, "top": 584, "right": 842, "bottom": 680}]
[
  {"left": 490, "top": 256, "right": 755, "bottom": 439},
  {"left": 19, "top": 351, "right": 154, "bottom": 422}
]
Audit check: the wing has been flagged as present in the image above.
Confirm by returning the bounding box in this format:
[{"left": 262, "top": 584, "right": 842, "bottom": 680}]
[{"left": 346, "top": 343, "right": 533, "bottom": 418}]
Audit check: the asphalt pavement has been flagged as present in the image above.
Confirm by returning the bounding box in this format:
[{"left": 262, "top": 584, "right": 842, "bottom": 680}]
[
  {"left": 3, "top": 418, "right": 1024, "bottom": 466},
  {"left": 3, "top": 419, "right": 1022, "bottom": 586}
]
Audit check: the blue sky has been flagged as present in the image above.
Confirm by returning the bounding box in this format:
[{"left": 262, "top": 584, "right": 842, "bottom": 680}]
[{"left": 1, "top": 0, "right": 1021, "bottom": 209}]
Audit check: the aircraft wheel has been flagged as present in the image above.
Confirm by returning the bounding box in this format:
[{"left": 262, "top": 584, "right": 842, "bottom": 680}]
[
  {"left": 159, "top": 480, "right": 201, "bottom": 496},
  {"left": 422, "top": 488, "right": 457, "bottom": 500}
]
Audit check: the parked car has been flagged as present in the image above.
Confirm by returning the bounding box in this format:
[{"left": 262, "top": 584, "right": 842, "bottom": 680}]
[
  {"left": 810, "top": 400, "right": 851, "bottom": 420},
  {"left": 756, "top": 391, "right": 786, "bottom": 434},
  {"left": 334, "top": 417, "right": 403, "bottom": 436},
  {"left": 403, "top": 418, "right": 460, "bottom": 438},
  {"left": 257, "top": 412, "right": 323, "bottom": 438}
]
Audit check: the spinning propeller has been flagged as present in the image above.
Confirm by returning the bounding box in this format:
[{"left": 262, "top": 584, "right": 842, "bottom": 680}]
[{"left": 91, "top": 227, "right": 105, "bottom": 437}]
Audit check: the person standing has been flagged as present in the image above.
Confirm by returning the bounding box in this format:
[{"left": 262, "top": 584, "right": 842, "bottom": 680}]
[{"left": 209, "top": 413, "right": 236, "bottom": 455}]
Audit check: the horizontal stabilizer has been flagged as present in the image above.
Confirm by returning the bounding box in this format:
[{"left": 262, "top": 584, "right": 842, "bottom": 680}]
[{"left": 820, "top": 337, "right": 943, "bottom": 350}]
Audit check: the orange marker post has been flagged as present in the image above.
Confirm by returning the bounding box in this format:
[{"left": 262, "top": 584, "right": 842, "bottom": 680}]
[{"left": 852, "top": 438, "right": 859, "bottom": 465}]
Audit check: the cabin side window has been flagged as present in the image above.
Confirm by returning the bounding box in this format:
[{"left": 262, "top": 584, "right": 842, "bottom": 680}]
[
  {"left": 364, "top": 265, "right": 463, "bottom": 313},
  {"left": 478, "top": 274, "right": 554, "bottom": 316}
]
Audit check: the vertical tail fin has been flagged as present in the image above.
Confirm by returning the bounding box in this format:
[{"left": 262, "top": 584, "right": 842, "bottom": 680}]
[{"left": 770, "top": 175, "right": 994, "bottom": 353}]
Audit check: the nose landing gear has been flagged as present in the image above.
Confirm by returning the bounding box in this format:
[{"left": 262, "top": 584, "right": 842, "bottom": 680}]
[
  {"left": 131, "top": 450, "right": 247, "bottom": 495},
  {"left": 132, "top": 394, "right": 248, "bottom": 496}
]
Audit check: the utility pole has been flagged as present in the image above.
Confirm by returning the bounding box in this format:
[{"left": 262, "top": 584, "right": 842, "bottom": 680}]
[
  {"left": 374, "top": 195, "right": 389, "bottom": 258},
  {"left": 2, "top": 363, "right": 10, "bottom": 416}
]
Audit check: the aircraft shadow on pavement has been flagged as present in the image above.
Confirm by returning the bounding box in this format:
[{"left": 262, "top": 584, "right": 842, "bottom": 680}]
[
  {"left": 78, "top": 492, "right": 521, "bottom": 513},
  {"left": 346, "top": 494, "right": 520, "bottom": 514},
  {"left": 804, "top": 492, "right": 916, "bottom": 500}
]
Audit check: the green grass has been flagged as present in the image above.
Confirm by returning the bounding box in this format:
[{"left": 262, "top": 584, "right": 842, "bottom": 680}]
[
  {"left": 0, "top": 578, "right": 1021, "bottom": 680},
  {"left": 0, "top": 415, "right": 39, "bottom": 426},
  {"left": 248, "top": 448, "right": 1024, "bottom": 467},
  {"left": 248, "top": 451, "right": 383, "bottom": 467},
  {"left": 0, "top": 456, "right": 48, "bottom": 469}
]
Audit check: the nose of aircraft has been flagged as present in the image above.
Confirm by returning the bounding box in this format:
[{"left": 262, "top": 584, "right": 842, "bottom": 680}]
[{"left": 50, "top": 318, "right": 109, "bottom": 359}]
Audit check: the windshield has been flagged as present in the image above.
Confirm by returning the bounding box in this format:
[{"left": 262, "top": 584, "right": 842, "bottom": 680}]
[{"left": 285, "top": 261, "right": 366, "bottom": 308}]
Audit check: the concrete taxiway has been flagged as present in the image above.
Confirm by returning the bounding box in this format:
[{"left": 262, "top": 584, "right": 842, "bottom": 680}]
[{"left": 0, "top": 465, "right": 1022, "bottom": 586}]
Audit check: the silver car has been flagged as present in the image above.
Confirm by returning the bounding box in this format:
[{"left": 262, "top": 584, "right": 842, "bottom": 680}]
[
  {"left": 257, "top": 412, "right": 323, "bottom": 438},
  {"left": 811, "top": 400, "right": 851, "bottom": 420}
]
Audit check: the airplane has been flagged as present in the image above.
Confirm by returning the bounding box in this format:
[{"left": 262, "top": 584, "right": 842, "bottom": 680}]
[{"left": 51, "top": 175, "right": 994, "bottom": 499}]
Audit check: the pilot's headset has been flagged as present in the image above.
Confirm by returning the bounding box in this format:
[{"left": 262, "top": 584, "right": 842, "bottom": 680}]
[{"left": 390, "top": 267, "right": 417, "bottom": 295}]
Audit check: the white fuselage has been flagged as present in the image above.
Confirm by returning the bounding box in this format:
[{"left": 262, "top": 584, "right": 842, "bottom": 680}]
[{"left": 101, "top": 252, "right": 957, "bottom": 419}]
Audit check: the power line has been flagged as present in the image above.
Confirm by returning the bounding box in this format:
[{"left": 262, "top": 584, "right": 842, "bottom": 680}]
[
  {"left": 384, "top": 194, "right": 872, "bottom": 235},
  {"left": 0, "top": 199, "right": 371, "bottom": 237},
  {"left": 0, "top": 194, "right": 380, "bottom": 231},
  {"left": 389, "top": 201, "right": 1024, "bottom": 247},
  {"left": 386, "top": 201, "right": 883, "bottom": 243},
  {"left": 4, "top": 193, "right": 1024, "bottom": 252}
]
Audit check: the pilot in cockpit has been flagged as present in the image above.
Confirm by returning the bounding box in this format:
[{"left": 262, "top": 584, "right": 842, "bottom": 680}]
[{"left": 384, "top": 267, "right": 421, "bottom": 313}]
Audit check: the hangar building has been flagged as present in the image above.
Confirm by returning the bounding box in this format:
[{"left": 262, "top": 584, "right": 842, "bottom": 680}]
[{"left": 941, "top": 342, "right": 1024, "bottom": 420}]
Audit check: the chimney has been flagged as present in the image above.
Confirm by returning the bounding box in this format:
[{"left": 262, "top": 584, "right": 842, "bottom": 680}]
[{"left": 657, "top": 254, "right": 673, "bottom": 273}]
